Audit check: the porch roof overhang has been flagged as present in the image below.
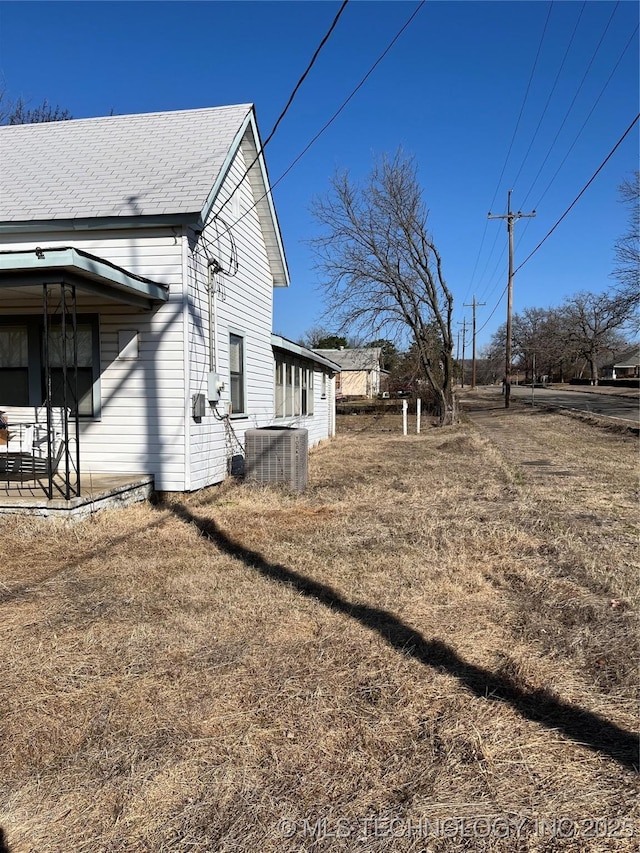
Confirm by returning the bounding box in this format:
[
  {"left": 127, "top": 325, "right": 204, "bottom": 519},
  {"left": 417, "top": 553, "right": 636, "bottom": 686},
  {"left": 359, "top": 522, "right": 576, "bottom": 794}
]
[
  {"left": 0, "top": 246, "right": 169, "bottom": 309},
  {"left": 271, "top": 334, "right": 340, "bottom": 373}
]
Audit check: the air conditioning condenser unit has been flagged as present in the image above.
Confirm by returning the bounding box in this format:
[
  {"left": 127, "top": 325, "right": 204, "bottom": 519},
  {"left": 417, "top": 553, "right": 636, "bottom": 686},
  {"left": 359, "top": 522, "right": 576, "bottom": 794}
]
[{"left": 244, "top": 427, "right": 308, "bottom": 491}]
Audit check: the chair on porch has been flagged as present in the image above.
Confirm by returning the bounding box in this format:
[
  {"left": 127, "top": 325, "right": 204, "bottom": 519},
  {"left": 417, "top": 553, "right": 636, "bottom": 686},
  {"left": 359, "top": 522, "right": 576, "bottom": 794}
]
[{"left": 0, "top": 406, "right": 68, "bottom": 479}]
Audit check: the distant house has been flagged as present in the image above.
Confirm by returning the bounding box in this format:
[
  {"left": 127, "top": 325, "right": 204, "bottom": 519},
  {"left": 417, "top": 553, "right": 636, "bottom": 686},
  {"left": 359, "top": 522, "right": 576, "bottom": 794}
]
[
  {"left": 313, "top": 347, "right": 385, "bottom": 398},
  {"left": 602, "top": 346, "right": 640, "bottom": 380},
  {"left": 0, "top": 106, "right": 338, "bottom": 504}
]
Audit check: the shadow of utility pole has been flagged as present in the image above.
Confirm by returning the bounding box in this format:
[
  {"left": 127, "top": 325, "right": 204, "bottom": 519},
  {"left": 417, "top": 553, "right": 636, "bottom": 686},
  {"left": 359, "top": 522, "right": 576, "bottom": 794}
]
[{"left": 167, "top": 501, "right": 639, "bottom": 773}]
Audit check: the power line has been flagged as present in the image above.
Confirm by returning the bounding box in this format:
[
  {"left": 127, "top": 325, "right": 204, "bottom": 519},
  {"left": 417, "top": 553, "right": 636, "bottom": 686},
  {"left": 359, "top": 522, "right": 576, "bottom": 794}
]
[
  {"left": 463, "top": 1, "right": 553, "bottom": 308},
  {"left": 216, "top": 0, "right": 350, "bottom": 217},
  {"left": 477, "top": 4, "right": 631, "bottom": 303},
  {"left": 476, "top": 112, "right": 639, "bottom": 342},
  {"left": 263, "top": 1, "right": 349, "bottom": 152},
  {"left": 474, "top": 2, "right": 625, "bottom": 304},
  {"left": 475, "top": 284, "right": 509, "bottom": 338},
  {"left": 213, "top": 1, "right": 426, "bottom": 244},
  {"left": 513, "top": 15, "right": 635, "bottom": 255},
  {"left": 510, "top": 1, "right": 587, "bottom": 194},
  {"left": 519, "top": 1, "right": 621, "bottom": 210},
  {"left": 529, "top": 23, "right": 638, "bottom": 214},
  {"left": 515, "top": 112, "right": 639, "bottom": 274},
  {"left": 486, "top": 1, "right": 554, "bottom": 215}
]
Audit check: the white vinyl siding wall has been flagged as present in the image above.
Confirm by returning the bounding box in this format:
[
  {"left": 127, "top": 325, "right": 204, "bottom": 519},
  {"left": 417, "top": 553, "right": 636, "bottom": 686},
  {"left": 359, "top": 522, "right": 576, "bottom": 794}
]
[
  {"left": 186, "top": 138, "right": 277, "bottom": 490},
  {"left": 0, "top": 229, "right": 187, "bottom": 490}
]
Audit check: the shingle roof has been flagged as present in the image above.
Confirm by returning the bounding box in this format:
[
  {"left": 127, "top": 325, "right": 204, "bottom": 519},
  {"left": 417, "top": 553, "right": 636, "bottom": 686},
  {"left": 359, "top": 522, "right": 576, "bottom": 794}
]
[
  {"left": 0, "top": 105, "right": 253, "bottom": 223},
  {"left": 313, "top": 347, "right": 382, "bottom": 371},
  {"left": 613, "top": 345, "right": 640, "bottom": 368}
]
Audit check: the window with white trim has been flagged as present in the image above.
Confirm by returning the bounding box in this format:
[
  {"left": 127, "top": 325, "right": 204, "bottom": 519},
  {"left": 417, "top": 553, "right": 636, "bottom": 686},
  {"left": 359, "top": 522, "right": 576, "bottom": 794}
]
[
  {"left": 274, "top": 354, "right": 315, "bottom": 417},
  {"left": 229, "top": 332, "right": 245, "bottom": 416}
]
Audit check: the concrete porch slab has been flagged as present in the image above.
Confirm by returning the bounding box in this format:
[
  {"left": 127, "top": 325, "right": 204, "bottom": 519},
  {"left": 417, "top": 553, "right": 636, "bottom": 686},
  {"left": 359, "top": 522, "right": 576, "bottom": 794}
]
[{"left": 0, "top": 473, "right": 154, "bottom": 519}]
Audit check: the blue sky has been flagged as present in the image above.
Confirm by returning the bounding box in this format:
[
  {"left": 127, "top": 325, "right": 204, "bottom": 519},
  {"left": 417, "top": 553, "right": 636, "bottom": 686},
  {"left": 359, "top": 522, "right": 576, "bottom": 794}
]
[{"left": 0, "top": 0, "right": 637, "bottom": 351}]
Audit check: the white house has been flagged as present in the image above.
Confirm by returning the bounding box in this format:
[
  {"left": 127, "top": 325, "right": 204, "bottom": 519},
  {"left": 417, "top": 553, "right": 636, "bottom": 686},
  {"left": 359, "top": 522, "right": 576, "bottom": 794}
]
[{"left": 0, "top": 106, "right": 338, "bottom": 501}]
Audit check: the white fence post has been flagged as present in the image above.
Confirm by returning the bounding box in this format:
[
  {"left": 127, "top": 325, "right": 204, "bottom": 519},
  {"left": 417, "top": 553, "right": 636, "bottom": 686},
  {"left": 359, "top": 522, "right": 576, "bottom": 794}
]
[
  {"left": 402, "top": 399, "right": 408, "bottom": 435},
  {"left": 416, "top": 398, "right": 421, "bottom": 434}
]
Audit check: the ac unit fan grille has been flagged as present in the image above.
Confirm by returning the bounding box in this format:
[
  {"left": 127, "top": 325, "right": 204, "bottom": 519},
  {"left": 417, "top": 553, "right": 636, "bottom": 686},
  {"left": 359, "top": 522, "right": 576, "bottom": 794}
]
[{"left": 245, "top": 428, "right": 309, "bottom": 491}]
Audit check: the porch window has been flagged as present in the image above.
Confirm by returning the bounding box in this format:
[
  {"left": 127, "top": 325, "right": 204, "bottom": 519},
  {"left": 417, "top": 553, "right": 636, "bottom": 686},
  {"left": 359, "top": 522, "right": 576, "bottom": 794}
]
[
  {"left": 305, "top": 369, "right": 314, "bottom": 415},
  {"left": 0, "top": 316, "right": 100, "bottom": 417},
  {"left": 46, "top": 325, "right": 95, "bottom": 417},
  {"left": 229, "top": 332, "right": 245, "bottom": 416},
  {"left": 293, "top": 365, "right": 301, "bottom": 416},
  {"left": 0, "top": 326, "right": 29, "bottom": 405}
]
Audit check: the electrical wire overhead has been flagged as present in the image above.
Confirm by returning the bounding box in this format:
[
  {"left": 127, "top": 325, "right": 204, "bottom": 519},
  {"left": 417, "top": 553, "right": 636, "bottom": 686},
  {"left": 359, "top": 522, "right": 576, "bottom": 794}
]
[
  {"left": 487, "top": 1, "right": 554, "bottom": 215},
  {"left": 462, "top": 2, "right": 554, "bottom": 307},
  {"left": 509, "top": 1, "right": 587, "bottom": 193},
  {"left": 475, "top": 113, "right": 638, "bottom": 341},
  {"left": 519, "top": 0, "right": 621, "bottom": 210},
  {"left": 529, "top": 23, "right": 638, "bottom": 213},
  {"left": 214, "top": 1, "right": 426, "bottom": 245},
  {"left": 216, "top": 0, "right": 350, "bottom": 217},
  {"left": 473, "top": 1, "right": 630, "bottom": 308},
  {"left": 515, "top": 113, "right": 639, "bottom": 274}
]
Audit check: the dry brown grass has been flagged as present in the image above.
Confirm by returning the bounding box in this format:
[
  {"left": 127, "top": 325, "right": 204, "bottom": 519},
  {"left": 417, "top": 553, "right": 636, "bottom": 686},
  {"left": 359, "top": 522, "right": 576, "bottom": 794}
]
[{"left": 1, "top": 404, "right": 638, "bottom": 852}]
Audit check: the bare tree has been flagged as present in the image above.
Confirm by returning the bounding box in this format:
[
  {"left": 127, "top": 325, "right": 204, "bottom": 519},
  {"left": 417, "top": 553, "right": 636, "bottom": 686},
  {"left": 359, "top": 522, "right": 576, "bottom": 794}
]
[
  {"left": 0, "top": 80, "right": 71, "bottom": 125},
  {"left": 310, "top": 151, "right": 456, "bottom": 424},
  {"left": 7, "top": 97, "right": 72, "bottom": 124},
  {"left": 612, "top": 171, "right": 639, "bottom": 330},
  {"left": 476, "top": 342, "right": 503, "bottom": 386},
  {"left": 561, "top": 291, "right": 634, "bottom": 384},
  {"left": 510, "top": 307, "right": 574, "bottom": 382}
]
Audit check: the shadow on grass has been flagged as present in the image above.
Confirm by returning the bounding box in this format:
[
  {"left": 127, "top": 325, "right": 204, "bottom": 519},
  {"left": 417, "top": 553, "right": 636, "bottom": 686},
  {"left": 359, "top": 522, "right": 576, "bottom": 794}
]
[{"left": 166, "top": 501, "right": 639, "bottom": 772}]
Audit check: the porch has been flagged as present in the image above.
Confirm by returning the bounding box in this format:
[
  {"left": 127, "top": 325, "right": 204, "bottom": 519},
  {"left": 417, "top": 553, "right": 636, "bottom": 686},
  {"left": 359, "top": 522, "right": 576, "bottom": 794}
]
[
  {"left": 0, "top": 246, "right": 169, "bottom": 509},
  {"left": 0, "top": 472, "right": 154, "bottom": 519}
]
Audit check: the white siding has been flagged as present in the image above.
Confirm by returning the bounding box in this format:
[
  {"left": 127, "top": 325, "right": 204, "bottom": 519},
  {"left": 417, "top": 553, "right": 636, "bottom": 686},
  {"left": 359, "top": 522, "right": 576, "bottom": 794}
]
[
  {"left": 0, "top": 228, "right": 188, "bottom": 490},
  {"left": 185, "top": 139, "right": 277, "bottom": 490}
]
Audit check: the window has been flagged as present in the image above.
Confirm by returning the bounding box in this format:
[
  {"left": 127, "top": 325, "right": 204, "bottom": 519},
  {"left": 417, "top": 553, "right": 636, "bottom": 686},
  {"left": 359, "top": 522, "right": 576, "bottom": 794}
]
[
  {"left": 275, "top": 361, "right": 285, "bottom": 418},
  {"left": 229, "top": 333, "right": 245, "bottom": 415},
  {"left": 0, "top": 326, "right": 29, "bottom": 404},
  {"left": 0, "top": 316, "right": 100, "bottom": 417},
  {"left": 285, "top": 362, "right": 294, "bottom": 416},
  {"left": 293, "top": 365, "right": 301, "bottom": 416},
  {"left": 306, "top": 369, "right": 314, "bottom": 415},
  {"left": 47, "top": 324, "right": 95, "bottom": 416},
  {"left": 274, "top": 354, "right": 316, "bottom": 418}
]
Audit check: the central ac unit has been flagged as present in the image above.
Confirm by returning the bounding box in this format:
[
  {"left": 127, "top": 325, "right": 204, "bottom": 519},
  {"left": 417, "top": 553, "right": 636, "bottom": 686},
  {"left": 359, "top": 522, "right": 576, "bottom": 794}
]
[{"left": 244, "top": 427, "right": 309, "bottom": 491}]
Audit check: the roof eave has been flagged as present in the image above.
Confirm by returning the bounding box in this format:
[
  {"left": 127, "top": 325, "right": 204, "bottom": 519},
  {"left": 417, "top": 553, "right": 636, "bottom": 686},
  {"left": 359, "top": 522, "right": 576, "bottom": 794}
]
[
  {"left": 272, "top": 334, "right": 340, "bottom": 372},
  {"left": 0, "top": 246, "right": 169, "bottom": 308},
  {"left": 199, "top": 108, "right": 290, "bottom": 289},
  {"left": 0, "top": 212, "right": 203, "bottom": 235}
]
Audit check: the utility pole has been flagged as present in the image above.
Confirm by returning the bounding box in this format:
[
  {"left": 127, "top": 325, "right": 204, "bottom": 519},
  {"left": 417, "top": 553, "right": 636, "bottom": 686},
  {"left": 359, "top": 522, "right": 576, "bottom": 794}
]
[
  {"left": 463, "top": 295, "right": 486, "bottom": 389},
  {"left": 457, "top": 318, "right": 467, "bottom": 388},
  {"left": 488, "top": 190, "right": 536, "bottom": 408}
]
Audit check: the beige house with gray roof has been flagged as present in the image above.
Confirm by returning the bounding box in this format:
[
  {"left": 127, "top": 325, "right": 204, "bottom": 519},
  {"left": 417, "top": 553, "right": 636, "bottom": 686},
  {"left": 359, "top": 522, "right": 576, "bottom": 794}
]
[
  {"left": 313, "top": 347, "right": 385, "bottom": 398},
  {"left": 0, "top": 106, "right": 337, "bottom": 505}
]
